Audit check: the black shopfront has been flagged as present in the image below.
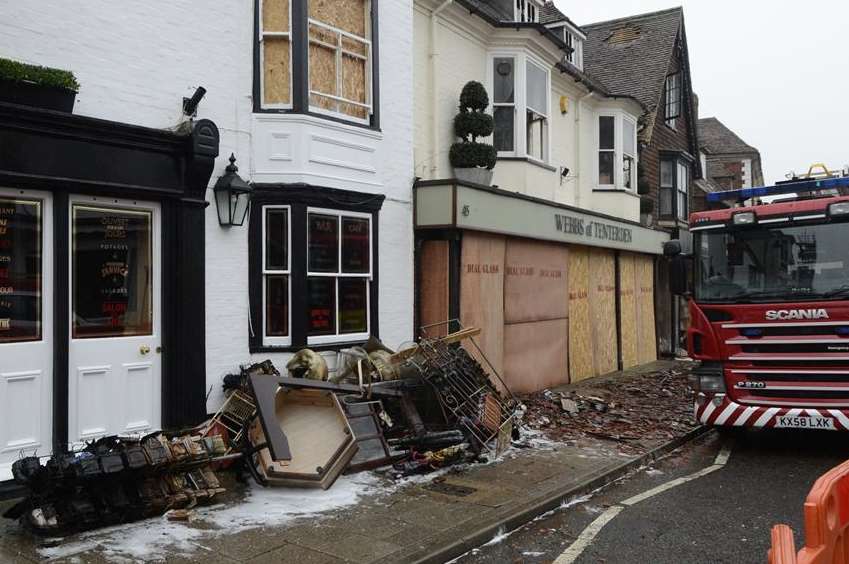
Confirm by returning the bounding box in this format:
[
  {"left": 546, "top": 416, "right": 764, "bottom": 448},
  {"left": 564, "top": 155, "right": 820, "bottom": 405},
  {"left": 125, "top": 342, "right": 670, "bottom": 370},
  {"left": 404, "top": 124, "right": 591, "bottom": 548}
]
[{"left": 0, "top": 101, "right": 219, "bottom": 484}]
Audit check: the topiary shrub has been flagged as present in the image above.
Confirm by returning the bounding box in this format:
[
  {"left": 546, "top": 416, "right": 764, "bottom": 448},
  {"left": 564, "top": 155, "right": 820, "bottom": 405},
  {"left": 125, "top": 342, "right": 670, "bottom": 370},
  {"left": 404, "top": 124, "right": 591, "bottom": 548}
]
[{"left": 449, "top": 81, "right": 496, "bottom": 171}]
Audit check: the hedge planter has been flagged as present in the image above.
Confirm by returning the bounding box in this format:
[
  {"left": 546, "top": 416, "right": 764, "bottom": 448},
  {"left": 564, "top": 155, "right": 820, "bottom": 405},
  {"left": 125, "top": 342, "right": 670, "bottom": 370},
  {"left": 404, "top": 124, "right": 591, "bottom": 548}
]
[
  {"left": 449, "top": 81, "right": 496, "bottom": 186},
  {"left": 0, "top": 79, "right": 76, "bottom": 112},
  {"left": 454, "top": 166, "right": 494, "bottom": 186}
]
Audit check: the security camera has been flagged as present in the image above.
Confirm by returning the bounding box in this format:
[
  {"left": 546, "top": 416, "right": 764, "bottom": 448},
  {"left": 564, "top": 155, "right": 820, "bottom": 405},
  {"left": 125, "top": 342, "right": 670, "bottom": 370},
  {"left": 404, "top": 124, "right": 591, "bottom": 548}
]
[
  {"left": 182, "top": 86, "right": 207, "bottom": 117},
  {"left": 560, "top": 167, "right": 570, "bottom": 178}
]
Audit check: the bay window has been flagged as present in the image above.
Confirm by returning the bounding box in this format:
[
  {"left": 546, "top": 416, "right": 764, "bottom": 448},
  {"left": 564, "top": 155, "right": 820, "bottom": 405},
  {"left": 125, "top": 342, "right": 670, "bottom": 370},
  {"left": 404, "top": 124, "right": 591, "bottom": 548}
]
[
  {"left": 250, "top": 189, "right": 381, "bottom": 351},
  {"left": 257, "top": 0, "right": 376, "bottom": 125},
  {"left": 595, "top": 112, "right": 638, "bottom": 191},
  {"left": 491, "top": 53, "right": 550, "bottom": 163},
  {"left": 677, "top": 162, "right": 689, "bottom": 221}
]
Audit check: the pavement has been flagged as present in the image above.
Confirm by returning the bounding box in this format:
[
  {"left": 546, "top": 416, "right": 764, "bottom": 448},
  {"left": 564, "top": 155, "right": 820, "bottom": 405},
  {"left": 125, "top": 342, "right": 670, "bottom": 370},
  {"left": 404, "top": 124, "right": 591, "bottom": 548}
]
[
  {"left": 0, "top": 360, "right": 703, "bottom": 564},
  {"left": 455, "top": 427, "right": 849, "bottom": 564}
]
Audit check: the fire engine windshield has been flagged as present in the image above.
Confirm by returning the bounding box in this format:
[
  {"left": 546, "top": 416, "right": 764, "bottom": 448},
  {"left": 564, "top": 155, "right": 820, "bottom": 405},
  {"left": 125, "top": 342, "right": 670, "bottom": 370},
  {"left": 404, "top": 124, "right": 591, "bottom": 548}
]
[{"left": 694, "top": 222, "right": 849, "bottom": 303}]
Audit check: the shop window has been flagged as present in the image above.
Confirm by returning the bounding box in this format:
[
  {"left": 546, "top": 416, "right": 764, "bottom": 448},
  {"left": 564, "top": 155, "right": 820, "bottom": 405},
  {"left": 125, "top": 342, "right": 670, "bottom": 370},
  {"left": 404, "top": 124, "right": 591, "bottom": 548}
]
[
  {"left": 263, "top": 206, "right": 291, "bottom": 345},
  {"left": 492, "top": 57, "right": 516, "bottom": 153},
  {"left": 0, "top": 197, "right": 42, "bottom": 343},
  {"left": 253, "top": 196, "right": 378, "bottom": 351},
  {"left": 307, "top": 209, "right": 371, "bottom": 343},
  {"left": 257, "top": 0, "right": 375, "bottom": 125},
  {"left": 665, "top": 73, "right": 681, "bottom": 128}
]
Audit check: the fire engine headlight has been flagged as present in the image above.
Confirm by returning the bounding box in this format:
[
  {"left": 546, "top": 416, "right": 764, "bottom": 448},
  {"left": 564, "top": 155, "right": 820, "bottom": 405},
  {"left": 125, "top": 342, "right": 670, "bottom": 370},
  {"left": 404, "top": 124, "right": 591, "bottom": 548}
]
[
  {"left": 732, "top": 212, "right": 756, "bottom": 226},
  {"left": 829, "top": 202, "right": 849, "bottom": 217},
  {"left": 699, "top": 374, "right": 726, "bottom": 393}
]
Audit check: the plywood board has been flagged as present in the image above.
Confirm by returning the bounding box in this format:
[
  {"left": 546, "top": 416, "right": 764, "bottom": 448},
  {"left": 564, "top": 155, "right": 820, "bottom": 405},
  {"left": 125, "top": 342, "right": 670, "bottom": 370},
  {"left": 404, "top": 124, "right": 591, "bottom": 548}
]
[
  {"left": 419, "top": 240, "right": 450, "bottom": 338},
  {"left": 636, "top": 255, "right": 658, "bottom": 364},
  {"left": 568, "top": 246, "right": 593, "bottom": 382},
  {"left": 309, "top": 0, "right": 367, "bottom": 38},
  {"left": 618, "top": 253, "right": 639, "bottom": 370},
  {"left": 460, "top": 232, "right": 506, "bottom": 377},
  {"left": 504, "top": 238, "right": 568, "bottom": 324},
  {"left": 262, "top": 0, "right": 290, "bottom": 32},
  {"left": 503, "top": 318, "right": 569, "bottom": 393},
  {"left": 263, "top": 37, "right": 291, "bottom": 105},
  {"left": 589, "top": 249, "right": 618, "bottom": 377}
]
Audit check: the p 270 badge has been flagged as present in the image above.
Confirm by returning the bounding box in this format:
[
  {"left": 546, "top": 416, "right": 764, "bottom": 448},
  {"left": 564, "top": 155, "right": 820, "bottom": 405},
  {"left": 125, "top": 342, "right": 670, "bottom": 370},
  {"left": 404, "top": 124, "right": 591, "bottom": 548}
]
[{"left": 736, "top": 381, "right": 766, "bottom": 389}]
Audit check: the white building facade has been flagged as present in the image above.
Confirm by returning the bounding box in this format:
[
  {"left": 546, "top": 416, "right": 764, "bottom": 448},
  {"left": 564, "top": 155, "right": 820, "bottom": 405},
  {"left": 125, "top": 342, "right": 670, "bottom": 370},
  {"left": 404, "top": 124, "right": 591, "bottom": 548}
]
[
  {"left": 413, "top": 0, "right": 667, "bottom": 392},
  {"left": 0, "top": 0, "right": 414, "bottom": 481}
]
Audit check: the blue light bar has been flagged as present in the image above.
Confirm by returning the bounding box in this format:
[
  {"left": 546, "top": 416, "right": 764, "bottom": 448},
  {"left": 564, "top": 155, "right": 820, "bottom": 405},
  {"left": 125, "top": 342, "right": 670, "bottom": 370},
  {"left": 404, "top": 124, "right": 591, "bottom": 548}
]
[{"left": 706, "top": 176, "right": 849, "bottom": 203}]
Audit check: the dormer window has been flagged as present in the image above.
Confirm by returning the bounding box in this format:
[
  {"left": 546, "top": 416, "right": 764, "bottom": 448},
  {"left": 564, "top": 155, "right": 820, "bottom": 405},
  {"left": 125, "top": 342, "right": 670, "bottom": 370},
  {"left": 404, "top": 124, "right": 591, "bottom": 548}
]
[
  {"left": 515, "top": 0, "right": 542, "bottom": 23},
  {"left": 563, "top": 29, "right": 583, "bottom": 70}
]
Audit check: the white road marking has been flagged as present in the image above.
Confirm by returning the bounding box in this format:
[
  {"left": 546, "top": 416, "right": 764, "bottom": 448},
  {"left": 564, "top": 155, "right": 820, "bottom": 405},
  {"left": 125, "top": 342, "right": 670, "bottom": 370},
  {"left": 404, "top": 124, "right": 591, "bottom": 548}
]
[
  {"left": 554, "top": 442, "right": 733, "bottom": 563},
  {"left": 553, "top": 505, "right": 624, "bottom": 564}
]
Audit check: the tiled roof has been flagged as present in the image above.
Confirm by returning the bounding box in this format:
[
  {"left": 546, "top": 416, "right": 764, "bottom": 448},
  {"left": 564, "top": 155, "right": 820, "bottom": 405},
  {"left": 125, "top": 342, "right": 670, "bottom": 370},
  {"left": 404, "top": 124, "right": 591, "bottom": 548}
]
[
  {"left": 582, "top": 7, "right": 683, "bottom": 112},
  {"left": 539, "top": 2, "right": 585, "bottom": 32},
  {"left": 698, "top": 117, "right": 758, "bottom": 155}
]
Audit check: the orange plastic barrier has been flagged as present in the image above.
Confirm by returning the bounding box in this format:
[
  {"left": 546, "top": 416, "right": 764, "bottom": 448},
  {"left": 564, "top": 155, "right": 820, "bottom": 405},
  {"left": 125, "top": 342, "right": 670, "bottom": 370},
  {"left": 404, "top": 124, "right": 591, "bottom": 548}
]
[{"left": 767, "top": 458, "right": 849, "bottom": 563}]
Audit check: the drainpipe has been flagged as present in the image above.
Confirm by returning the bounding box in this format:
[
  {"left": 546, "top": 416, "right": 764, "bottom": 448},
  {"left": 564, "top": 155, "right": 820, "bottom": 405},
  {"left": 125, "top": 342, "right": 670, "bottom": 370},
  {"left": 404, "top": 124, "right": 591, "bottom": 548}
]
[
  {"left": 430, "top": 0, "right": 453, "bottom": 177},
  {"left": 574, "top": 91, "right": 594, "bottom": 208}
]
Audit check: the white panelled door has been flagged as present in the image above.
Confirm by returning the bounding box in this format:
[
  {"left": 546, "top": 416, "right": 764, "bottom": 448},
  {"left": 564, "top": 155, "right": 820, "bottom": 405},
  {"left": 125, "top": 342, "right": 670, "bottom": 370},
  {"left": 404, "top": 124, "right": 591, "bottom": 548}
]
[
  {"left": 68, "top": 197, "right": 161, "bottom": 447},
  {"left": 0, "top": 189, "right": 53, "bottom": 481}
]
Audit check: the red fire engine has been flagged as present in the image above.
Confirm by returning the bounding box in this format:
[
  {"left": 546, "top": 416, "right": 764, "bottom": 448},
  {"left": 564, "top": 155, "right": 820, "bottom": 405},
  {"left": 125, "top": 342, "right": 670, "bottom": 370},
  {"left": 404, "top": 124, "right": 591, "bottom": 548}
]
[{"left": 665, "top": 165, "right": 849, "bottom": 431}]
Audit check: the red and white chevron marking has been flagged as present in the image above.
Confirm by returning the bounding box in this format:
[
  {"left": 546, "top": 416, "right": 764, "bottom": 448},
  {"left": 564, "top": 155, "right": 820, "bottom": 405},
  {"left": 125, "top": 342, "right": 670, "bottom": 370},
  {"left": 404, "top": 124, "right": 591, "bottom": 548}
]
[{"left": 694, "top": 396, "right": 849, "bottom": 430}]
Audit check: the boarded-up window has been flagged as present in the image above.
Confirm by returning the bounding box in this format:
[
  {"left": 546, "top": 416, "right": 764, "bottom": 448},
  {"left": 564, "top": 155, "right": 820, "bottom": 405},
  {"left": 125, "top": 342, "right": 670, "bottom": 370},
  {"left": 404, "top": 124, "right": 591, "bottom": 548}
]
[
  {"left": 261, "top": 0, "right": 292, "bottom": 107},
  {"left": 308, "top": 0, "right": 371, "bottom": 120}
]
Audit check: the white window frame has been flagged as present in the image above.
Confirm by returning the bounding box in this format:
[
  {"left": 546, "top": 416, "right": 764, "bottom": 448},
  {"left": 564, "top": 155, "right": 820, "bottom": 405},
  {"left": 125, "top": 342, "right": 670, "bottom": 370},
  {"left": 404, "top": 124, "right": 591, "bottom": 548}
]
[
  {"left": 306, "top": 206, "right": 372, "bottom": 346},
  {"left": 594, "top": 111, "right": 639, "bottom": 191},
  {"left": 488, "top": 52, "right": 552, "bottom": 164},
  {"left": 623, "top": 117, "right": 637, "bottom": 191},
  {"left": 515, "top": 0, "right": 542, "bottom": 22},
  {"left": 525, "top": 58, "right": 550, "bottom": 165},
  {"left": 677, "top": 162, "right": 689, "bottom": 221},
  {"left": 665, "top": 73, "right": 681, "bottom": 129},
  {"left": 596, "top": 113, "right": 617, "bottom": 189},
  {"left": 259, "top": 0, "right": 294, "bottom": 110},
  {"left": 307, "top": 4, "right": 373, "bottom": 125},
  {"left": 262, "top": 205, "right": 292, "bottom": 347}
]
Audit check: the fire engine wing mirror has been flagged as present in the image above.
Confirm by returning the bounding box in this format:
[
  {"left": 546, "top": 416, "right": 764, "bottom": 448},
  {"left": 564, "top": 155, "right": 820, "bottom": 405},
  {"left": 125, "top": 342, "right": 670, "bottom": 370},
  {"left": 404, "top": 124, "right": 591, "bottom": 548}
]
[
  {"left": 663, "top": 240, "right": 682, "bottom": 257},
  {"left": 669, "top": 255, "right": 691, "bottom": 296}
]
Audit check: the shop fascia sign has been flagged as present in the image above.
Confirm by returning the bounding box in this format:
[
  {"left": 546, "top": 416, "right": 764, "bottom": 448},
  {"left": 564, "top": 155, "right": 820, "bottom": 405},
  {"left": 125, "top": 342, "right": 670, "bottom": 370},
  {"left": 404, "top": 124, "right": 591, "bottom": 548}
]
[{"left": 451, "top": 185, "right": 669, "bottom": 255}]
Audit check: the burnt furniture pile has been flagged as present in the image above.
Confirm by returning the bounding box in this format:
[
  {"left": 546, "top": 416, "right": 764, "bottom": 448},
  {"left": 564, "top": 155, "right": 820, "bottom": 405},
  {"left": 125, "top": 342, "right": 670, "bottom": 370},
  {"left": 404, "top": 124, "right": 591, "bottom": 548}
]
[
  {"left": 3, "top": 327, "right": 519, "bottom": 536},
  {"left": 3, "top": 432, "right": 231, "bottom": 535}
]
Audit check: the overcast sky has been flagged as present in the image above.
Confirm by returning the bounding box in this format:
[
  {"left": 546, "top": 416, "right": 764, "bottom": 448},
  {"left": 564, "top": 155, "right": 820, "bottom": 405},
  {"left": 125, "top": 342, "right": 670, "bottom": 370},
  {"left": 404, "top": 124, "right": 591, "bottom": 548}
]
[{"left": 557, "top": 0, "right": 849, "bottom": 184}]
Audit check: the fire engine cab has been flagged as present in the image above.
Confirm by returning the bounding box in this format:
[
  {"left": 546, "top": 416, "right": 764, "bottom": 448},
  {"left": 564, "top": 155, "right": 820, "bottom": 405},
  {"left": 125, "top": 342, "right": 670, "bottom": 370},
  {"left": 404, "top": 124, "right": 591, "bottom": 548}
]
[{"left": 664, "top": 165, "right": 849, "bottom": 431}]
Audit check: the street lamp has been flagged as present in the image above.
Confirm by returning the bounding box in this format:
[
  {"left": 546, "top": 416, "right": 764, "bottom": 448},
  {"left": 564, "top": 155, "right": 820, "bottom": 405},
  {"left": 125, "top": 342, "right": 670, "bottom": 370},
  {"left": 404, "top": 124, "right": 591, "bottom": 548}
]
[{"left": 213, "top": 153, "right": 252, "bottom": 227}]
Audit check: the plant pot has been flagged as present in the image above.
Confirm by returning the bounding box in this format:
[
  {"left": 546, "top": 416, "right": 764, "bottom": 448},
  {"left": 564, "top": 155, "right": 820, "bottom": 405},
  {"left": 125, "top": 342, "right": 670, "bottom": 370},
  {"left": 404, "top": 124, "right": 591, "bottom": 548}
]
[
  {"left": 0, "top": 78, "right": 76, "bottom": 112},
  {"left": 454, "top": 167, "right": 493, "bottom": 186}
]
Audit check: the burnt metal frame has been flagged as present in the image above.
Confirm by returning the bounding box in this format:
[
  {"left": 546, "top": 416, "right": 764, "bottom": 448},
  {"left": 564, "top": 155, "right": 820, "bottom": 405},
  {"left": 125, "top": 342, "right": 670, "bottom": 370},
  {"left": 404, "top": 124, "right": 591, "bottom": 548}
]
[
  {"left": 248, "top": 183, "right": 384, "bottom": 353},
  {"left": 0, "top": 103, "right": 219, "bottom": 456},
  {"left": 252, "top": 0, "right": 381, "bottom": 131}
]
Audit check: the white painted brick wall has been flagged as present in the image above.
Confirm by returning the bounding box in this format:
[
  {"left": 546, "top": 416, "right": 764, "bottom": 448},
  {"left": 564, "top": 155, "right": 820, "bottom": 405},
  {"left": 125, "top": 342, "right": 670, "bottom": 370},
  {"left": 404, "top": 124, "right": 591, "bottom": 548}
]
[{"left": 0, "top": 0, "right": 414, "bottom": 412}]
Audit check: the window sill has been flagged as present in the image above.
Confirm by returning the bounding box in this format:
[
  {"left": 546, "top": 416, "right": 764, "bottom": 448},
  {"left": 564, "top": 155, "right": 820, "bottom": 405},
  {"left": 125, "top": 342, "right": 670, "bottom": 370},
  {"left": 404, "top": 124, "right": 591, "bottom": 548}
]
[
  {"left": 592, "top": 188, "right": 641, "bottom": 198},
  {"left": 250, "top": 339, "right": 370, "bottom": 354},
  {"left": 253, "top": 109, "right": 382, "bottom": 136},
  {"left": 496, "top": 156, "right": 557, "bottom": 172}
]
